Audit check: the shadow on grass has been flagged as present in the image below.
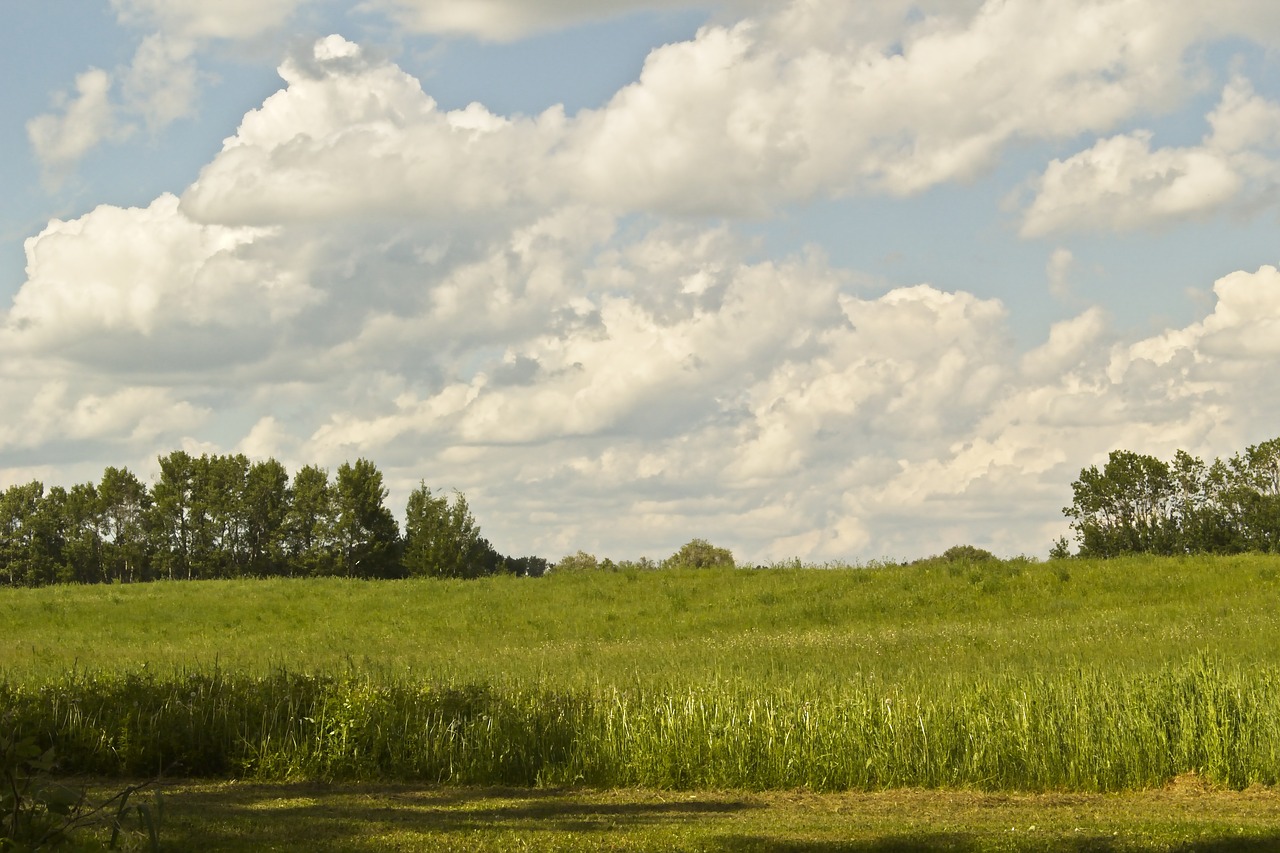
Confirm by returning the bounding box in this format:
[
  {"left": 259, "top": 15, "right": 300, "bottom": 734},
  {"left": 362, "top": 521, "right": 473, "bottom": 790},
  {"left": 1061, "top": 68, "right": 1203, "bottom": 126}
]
[
  {"left": 116, "top": 782, "right": 1280, "bottom": 852},
  {"left": 716, "top": 835, "right": 1280, "bottom": 852},
  {"left": 156, "top": 783, "right": 759, "bottom": 850}
]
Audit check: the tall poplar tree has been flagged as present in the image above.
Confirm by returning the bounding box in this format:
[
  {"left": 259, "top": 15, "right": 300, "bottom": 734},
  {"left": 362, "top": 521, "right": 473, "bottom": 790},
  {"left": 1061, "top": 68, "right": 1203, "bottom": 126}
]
[{"left": 333, "top": 459, "right": 400, "bottom": 577}]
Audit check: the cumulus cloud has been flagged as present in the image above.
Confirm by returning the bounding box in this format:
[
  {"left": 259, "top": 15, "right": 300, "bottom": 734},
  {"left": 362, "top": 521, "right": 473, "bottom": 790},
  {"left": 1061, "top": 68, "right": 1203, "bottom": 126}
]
[
  {"left": 1021, "top": 77, "right": 1280, "bottom": 236},
  {"left": 184, "top": 5, "right": 1280, "bottom": 229},
  {"left": 561, "top": 0, "right": 1244, "bottom": 211},
  {"left": 5, "top": 193, "right": 317, "bottom": 367},
  {"left": 13, "top": 7, "right": 1280, "bottom": 561},
  {"left": 26, "top": 68, "right": 121, "bottom": 183},
  {"left": 182, "top": 37, "right": 566, "bottom": 225},
  {"left": 8, "top": 177, "right": 1280, "bottom": 561},
  {"left": 0, "top": 379, "right": 208, "bottom": 453}
]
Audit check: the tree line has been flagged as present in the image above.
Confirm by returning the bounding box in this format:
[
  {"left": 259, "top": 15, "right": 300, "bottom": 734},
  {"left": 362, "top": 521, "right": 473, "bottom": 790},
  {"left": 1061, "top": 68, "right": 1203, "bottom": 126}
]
[
  {"left": 0, "top": 451, "right": 547, "bottom": 587},
  {"left": 1058, "top": 436, "right": 1280, "bottom": 558}
]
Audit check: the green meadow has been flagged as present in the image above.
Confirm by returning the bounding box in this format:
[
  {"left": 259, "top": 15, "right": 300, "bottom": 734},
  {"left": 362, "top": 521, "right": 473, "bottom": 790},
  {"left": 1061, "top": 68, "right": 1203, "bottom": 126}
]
[
  {"left": 5, "top": 555, "right": 1280, "bottom": 797},
  {"left": 6, "top": 555, "right": 1280, "bottom": 686}
]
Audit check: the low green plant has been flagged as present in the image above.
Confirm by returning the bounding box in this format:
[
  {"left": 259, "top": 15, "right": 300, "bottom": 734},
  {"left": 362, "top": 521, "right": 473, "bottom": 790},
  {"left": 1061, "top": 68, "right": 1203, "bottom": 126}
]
[
  {"left": 2, "top": 717, "right": 80, "bottom": 849},
  {"left": 1, "top": 712, "right": 161, "bottom": 851}
]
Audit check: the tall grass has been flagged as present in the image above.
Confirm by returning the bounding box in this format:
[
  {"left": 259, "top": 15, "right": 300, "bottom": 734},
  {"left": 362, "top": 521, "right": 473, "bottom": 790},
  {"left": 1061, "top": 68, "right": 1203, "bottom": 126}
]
[{"left": 5, "top": 658, "right": 1279, "bottom": 792}]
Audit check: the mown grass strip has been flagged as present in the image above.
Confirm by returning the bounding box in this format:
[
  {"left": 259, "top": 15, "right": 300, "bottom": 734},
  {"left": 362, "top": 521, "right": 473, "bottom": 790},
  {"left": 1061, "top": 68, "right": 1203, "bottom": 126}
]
[{"left": 68, "top": 779, "right": 1280, "bottom": 852}]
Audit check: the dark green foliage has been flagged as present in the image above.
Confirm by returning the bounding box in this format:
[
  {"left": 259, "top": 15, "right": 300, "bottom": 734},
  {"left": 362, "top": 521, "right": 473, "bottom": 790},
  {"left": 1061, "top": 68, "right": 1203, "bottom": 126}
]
[
  {"left": 285, "top": 464, "right": 336, "bottom": 577},
  {"left": 97, "top": 467, "right": 151, "bottom": 583},
  {"left": 402, "top": 484, "right": 496, "bottom": 578},
  {"left": 496, "top": 555, "right": 549, "bottom": 577},
  {"left": 1063, "top": 436, "right": 1280, "bottom": 557},
  {"left": 333, "top": 459, "right": 400, "bottom": 578},
  {"left": 1, "top": 712, "right": 75, "bottom": 848},
  {"left": 913, "top": 544, "right": 999, "bottom": 566},
  {"left": 1, "top": 711, "right": 159, "bottom": 850},
  {"left": 243, "top": 459, "right": 290, "bottom": 576},
  {"left": 0, "top": 454, "right": 543, "bottom": 586},
  {"left": 940, "top": 544, "right": 996, "bottom": 563},
  {"left": 151, "top": 450, "right": 197, "bottom": 580},
  {"left": 0, "top": 481, "right": 51, "bottom": 587}
]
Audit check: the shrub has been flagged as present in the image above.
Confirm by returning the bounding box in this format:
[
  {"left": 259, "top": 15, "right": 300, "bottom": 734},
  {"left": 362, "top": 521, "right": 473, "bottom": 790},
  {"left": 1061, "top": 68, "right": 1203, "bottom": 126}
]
[
  {"left": 664, "top": 539, "right": 735, "bottom": 570},
  {"left": 940, "top": 544, "right": 997, "bottom": 563},
  {"left": 553, "top": 551, "right": 600, "bottom": 573}
]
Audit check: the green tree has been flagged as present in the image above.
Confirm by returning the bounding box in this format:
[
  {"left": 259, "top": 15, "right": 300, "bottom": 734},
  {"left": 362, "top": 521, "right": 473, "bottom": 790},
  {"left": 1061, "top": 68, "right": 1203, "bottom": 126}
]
[
  {"left": 1224, "top": 439, "right": 1280, "bottom": 552},
  {"left": 196, "top": 453, "right": 250, "bottom": 577},
  {"left": 151, "top": 451, "right": 197, "bottom": 580},
  {"left": 284, "top": 464, "right": 335, "bottom": 576},
  {"left": 333, "top": 459, "right": 400, "bottom": 578},
  {"left": 97, "top": 467, "right": 150, "bottom": 583},
  {"left": 1064, "top": 451, "right": 1176, "bottom": 557},
  {"left": 243, "top": 458, "right": 290, "bottom": 576},
  {"left": 0, "top": 482, "right": 46, "bottom": 586},
  {"left": 940, "top": 544, "right": 997, "bottom": 563},
  {"left": 402, "top": 484, "right": 496, "bottom": 579},
  {"left": 58, "top": 483, "right": 103, "bottom": 583}
]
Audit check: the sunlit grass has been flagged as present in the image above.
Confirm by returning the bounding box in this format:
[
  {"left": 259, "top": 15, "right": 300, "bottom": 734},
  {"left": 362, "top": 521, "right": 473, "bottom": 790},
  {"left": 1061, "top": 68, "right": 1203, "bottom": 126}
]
[
  {"left": 5, "top": 555, "right": 1280, "bottom": 687},
  {"left": 5, "top": 555, "right": 1280, "bottom": 792}
]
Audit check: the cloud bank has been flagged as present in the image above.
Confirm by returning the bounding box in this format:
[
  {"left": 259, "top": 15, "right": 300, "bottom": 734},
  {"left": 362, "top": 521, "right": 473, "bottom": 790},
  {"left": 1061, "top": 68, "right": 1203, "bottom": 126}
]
[{"left": 11, "top": 2, "right": 1280, "bottom": 562}]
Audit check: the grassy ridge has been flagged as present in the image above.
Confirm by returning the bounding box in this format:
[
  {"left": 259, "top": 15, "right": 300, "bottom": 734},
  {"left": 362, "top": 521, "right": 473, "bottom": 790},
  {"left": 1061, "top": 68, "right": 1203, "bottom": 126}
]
[
  {"left": 5, "top": 555, "right": 1280, "bottom": 791},
  {"left": 4, "top": 555, "right": 1280, "bottom": 686}
]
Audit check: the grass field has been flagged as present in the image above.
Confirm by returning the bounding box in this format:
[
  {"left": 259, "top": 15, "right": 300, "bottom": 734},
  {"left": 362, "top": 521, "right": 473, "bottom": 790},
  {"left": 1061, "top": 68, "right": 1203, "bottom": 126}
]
[
  {"left": 5, "top": 555, "right": 1280, "bottom": 847},
  {"left": 5, "top": 554, "right": 1279, "bottom": 687}
]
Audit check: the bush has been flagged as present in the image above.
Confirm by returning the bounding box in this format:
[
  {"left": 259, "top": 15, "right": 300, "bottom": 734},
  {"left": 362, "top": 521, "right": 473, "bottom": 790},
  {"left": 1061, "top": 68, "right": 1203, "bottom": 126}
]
[
  {"left": 941, "top": 545, "right": 997, "bottom": 563},
  {"left": 553, "top": 551, "right": 600, "bottom": 573},
  {"left": 664, "top": 539, "right": 735, "bottom": 570}
]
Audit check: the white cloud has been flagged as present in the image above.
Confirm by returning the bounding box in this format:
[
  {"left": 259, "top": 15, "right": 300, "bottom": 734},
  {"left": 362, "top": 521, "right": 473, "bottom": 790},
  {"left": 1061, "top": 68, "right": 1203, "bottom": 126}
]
[
  {"left": 28, "top": 35, "right": 201, "bottom": 181},
  {"left": 1021, "top": 77, "right": 1280, "bottom": 236},
  {"left": 183, "top": 6, "right": 1280, "bottom": 230},
  {"left": 0, "top": 380, "right": 208, "bottom": 452},
  {"left": 561, "top": 0, "right": 1242, "bottom": 212},
  {"left": 181, "top": 37, "right": 565, "bottom": 225},
  {"left": 30, "top": 0, "right": 301, "bottom": 179},
  {"left": 13, "top": 7, "right": 1280, "bottom": 562},
  {"left": 122, "top": 34, "right": 199, "bottom": 132},
  {"left": 367, "top": 0, "right": 760, "bottom": 41},
  {"left": 1195, "top": 265, "right": 1280, "bottom": 359},
  {"left": 1019, "top": 307, "right": 1108, "bottom": 380},
  {"left": 26, "top": 68, "right": 121, "bottom": 182},
  {"left": 110, "top": 0, "right": 304, "bottom": 40},
  {"left": 1046, "top": 248, "right": 1074, "bottom": 299},
  {"left": 9, "top": 167, "right": 1280, "bottom": 560},
  {"left": 6, "top": 193, "right": 318, "bottom": 365}
]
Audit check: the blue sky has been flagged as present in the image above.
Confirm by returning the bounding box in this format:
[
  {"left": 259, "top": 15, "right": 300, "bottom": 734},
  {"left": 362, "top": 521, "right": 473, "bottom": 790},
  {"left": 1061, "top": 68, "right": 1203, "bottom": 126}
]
[{"left": 5, "top": 1, "right": 1280, "bottom": 563}]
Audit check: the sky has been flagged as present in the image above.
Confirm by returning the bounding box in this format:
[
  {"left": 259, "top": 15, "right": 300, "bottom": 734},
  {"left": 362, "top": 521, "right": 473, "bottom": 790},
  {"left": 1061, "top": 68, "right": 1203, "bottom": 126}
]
[{"left": 4, "top": 0, "right": 1280, "bottom": 565}]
